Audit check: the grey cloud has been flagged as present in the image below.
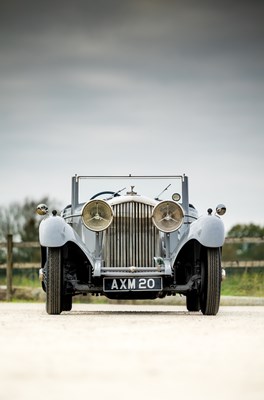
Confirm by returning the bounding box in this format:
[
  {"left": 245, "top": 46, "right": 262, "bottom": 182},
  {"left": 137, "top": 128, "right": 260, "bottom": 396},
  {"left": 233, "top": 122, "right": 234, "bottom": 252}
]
[{"left": 0, "top": 0, "right": 263, "bottom": 230}]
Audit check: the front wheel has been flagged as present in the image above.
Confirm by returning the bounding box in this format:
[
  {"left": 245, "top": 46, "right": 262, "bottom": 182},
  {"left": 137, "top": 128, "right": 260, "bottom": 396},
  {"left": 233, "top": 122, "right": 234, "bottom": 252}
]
[
  {"left": 46, "top": 247, "right": 63, "bottom": 315},
  {"left": 200, "top": 248, "right": 222, "bottom": 315}
]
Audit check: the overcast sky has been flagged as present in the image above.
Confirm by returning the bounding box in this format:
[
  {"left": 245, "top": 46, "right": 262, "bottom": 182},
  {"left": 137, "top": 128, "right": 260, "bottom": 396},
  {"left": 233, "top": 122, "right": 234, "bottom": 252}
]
[{"left": 0, "top": 0, "right": 263, "bottom": 232}]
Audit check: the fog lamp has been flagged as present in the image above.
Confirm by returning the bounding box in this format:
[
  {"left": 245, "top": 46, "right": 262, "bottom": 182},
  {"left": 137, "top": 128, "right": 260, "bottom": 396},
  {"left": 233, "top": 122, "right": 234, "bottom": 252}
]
[
  {"left": 36, "top": 204, "right": 48, "bottom": 215},
  {"left": 216, "top": 204, "right": 226, "bottom": 216}
]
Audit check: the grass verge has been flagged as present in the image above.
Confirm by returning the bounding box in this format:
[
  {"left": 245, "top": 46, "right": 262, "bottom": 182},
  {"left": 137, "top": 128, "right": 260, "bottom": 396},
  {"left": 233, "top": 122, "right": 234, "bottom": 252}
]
[{"left": 221, "top": 268, "right": 264, "bottom": 297}]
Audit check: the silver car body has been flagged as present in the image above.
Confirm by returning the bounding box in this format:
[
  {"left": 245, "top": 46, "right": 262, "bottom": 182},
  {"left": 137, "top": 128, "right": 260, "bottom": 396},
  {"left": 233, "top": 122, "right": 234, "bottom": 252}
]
[{"left": 38, "top": 175, "right": 226, "bottom": 315}]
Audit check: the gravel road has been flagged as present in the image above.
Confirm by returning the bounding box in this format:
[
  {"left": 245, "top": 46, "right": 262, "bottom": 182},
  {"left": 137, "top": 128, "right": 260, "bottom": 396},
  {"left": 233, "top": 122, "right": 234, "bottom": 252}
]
[{"left": 0, "top": 303, "right": 263, "bottom": 400}]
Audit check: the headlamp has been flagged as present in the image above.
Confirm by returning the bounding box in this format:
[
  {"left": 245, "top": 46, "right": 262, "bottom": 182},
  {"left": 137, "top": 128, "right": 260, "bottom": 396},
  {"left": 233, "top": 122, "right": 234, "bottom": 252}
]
[
  {"left": 82, "top": 200, "right": 113, "bottom": 232},
  {"left": 152, "top": 201, "right": 184, "bottom": 233}
]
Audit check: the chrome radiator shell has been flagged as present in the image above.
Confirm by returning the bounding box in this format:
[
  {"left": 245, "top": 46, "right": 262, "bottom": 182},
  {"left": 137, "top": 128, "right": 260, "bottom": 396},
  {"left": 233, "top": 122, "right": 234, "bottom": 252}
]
[{"left": 104, "top": 200, "right": 160, "bottom": 269}]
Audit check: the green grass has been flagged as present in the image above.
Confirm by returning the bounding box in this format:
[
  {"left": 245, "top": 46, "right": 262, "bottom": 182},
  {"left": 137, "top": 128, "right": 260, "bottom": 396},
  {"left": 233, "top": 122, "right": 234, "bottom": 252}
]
[
  {"left": 0, "top": 269, "right": 40, "bottom": 288},
  {"left": 221, "top": 268, "right": 264, "bottom": 297}
]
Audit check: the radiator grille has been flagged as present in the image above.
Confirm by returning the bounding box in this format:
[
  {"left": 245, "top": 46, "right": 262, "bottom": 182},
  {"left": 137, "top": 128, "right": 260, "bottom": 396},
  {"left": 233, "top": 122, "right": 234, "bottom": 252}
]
[{"left": 104, "top": 201, "right": 159, "bottom": 268}]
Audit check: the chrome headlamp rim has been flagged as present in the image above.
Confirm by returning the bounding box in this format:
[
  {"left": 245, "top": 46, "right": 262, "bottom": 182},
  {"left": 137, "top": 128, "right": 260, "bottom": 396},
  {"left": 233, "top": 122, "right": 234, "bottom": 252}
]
[
  {"left": 81, "top": 199, "right": 113, "bottom": 232},
  {"left": 152, "top": 200, "right": 184, "bottom": 233}
]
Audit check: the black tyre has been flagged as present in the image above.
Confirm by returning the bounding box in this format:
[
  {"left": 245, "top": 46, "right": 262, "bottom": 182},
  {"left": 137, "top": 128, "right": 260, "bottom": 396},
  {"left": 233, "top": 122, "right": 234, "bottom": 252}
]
[
  {"left": 186, "top": 293, "right": 200, "bottom": 312},
  {"left": 200, "top": 248, "right": 221, "bottom": 315},
  {"left": 46, "top": 247, "right": 62, "bottom": 315}
]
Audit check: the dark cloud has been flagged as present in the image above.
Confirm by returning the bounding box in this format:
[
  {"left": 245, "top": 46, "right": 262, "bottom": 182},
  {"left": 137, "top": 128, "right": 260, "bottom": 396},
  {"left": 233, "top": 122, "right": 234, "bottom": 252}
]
[
  {"left": 0, "top": 0, "right": 263, "bottom": 229},
  {"left": 1, "top": 1, "right": 263, "bottom": 80}
]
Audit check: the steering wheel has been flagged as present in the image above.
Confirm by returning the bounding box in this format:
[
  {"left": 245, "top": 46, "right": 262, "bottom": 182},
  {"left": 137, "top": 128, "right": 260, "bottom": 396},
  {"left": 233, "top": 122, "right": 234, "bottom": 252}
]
[{"left": 90, "top": 191, "right": 120, "bottom": 200}]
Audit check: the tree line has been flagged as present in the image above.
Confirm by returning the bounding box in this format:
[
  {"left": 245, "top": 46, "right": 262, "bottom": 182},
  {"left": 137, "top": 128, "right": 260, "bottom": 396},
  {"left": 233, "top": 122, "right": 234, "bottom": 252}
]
[{"left": 0, "top": 197, "right": 60, "bottom": 263}]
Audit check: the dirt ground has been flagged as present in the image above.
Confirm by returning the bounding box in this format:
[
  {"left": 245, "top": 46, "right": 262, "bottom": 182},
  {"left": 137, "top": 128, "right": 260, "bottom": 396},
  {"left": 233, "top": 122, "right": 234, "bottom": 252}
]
[{"left": 0, "top": 303, "right": 263, "bottom": 400}]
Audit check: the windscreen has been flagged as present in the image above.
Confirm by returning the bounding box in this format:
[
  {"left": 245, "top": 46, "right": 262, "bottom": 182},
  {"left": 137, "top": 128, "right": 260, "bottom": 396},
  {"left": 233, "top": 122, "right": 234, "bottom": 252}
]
[{"left": 77, "top": 176, "right": 184, "bottom": 204}]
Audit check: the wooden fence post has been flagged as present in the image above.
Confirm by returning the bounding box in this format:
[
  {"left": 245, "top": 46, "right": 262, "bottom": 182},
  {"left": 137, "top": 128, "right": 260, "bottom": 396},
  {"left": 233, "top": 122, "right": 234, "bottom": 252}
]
[{"left": 6, "top": 234, "right": 13, "bottom": 301}]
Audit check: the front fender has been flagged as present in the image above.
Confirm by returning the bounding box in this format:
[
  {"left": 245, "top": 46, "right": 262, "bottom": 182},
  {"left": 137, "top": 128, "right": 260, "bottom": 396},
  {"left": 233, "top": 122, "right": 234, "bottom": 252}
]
[
  {"left": 39, "top": 215, "right": 76, "bottom": 247},
  {"left": 188, "top": 214, "right": 226, "bottom": 247}
]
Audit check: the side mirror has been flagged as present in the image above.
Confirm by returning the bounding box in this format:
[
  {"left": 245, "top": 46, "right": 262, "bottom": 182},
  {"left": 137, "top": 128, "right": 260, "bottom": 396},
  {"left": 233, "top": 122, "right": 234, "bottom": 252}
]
[
  {"left": 36, "top": 204, "right": 49, "bottom": 215},
  {"left": 216, "top": 204, "right": 226, "bottom": 216}
]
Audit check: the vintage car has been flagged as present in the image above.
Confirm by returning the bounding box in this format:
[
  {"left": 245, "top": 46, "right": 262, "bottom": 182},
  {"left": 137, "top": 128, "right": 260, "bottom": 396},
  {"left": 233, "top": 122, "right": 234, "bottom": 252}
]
[{"left": 37, "top": 174, "right": 226, "bottom": 315}]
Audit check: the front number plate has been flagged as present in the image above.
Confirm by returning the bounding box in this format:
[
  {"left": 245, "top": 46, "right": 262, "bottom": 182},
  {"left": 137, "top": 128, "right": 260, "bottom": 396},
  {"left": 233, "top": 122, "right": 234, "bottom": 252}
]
[{"left": 103, "top": 277, "right": 162, "bottom": 292}]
